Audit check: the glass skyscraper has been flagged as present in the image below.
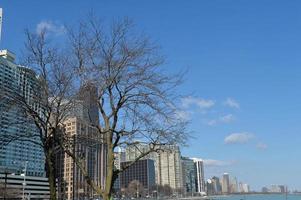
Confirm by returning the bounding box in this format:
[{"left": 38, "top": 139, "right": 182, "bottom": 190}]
[
  {"left": 0, "top": 50, "right": 45, "bottom": 176},
  {"left": 181, "top": 157, "right": 196, "bottom": 194}
]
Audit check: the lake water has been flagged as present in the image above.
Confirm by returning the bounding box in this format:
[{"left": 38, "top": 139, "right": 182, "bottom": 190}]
[{"left": 207, "top": 194, "right": 301, "bottom": 200}]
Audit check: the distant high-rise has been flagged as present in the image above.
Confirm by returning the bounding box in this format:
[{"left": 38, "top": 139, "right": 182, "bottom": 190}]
[
  {"left": 126, "top": 144, "right": 183, "bottom": 190},
  {"left": 55, "top": 85, "right": 106, "bottom": 200},
  {"left": 222, "top": 173, "right": 230, "bottom": 194},
  {"left": 56, "top": 117, "right": 107, "bottom": 200},
  {"left": 230, "top": 177, "right": 238, "bottom": 193},
  {"left": 119, "top": 159, "right": 156, "bottom": 191},
  {"left": 0, "top": 50, "right": 45, "bottom": 176},
  {"left": 211, "top": 176, "right": 222, "bottom": 194},
  {"left": 77, "top": 83, "right": 99, "bottom": 125},
  {"left": 181, "top": 157, "right": 196, "bottom": 194},
  {"left": 239, "top": 182, "right": 250, "bottom": 193},
  {"left": 192, "top": 158, "right": 205, "bottom": 194}
]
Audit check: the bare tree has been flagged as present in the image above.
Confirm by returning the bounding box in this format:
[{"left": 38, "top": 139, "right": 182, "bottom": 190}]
[
  {"left": 66, "top": 17, "right": 187, "bottom": 200},
  {"left": 10, "top": 29, "right": 77, "bottom": 200},
  {"left": 0, "top": 17, "right": 187, "bottom": 200}
]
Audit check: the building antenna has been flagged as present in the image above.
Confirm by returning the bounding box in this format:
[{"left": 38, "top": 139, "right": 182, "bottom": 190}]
[{"left": 0, "top": 8, "right": 2, "bottom": 43}]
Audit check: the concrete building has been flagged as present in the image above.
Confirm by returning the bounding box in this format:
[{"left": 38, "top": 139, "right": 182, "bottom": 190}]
[
  {"left": 56, "top": 117, "right": 107, "bottom": 200},
  {"left": 222, "top": 173, "right": 230, "bottom": 194},
  {"left": 0, "top": 50, "right": 45, "bottom": 177},
  {"left": 126, "top": 144, "right": 183, "bottom": 190},
  {"left": 211, "top": 176, "right": 222, "bottom": 195},
  {"left": 181, "top": 157, "right": 196, "bottom": 194},
  {"left": 113, "top": 150, "right": 126, "bottom": 191},
  {"left": 119, "top": 159, "right": 155, "bottom": 192},
  {"left": 192, "top": 158, "right": 205, "bottom": 194},
  {"left": 0, "top": 173, "right": 50, "bottom": 199},
  {"left": 239, "top": 182, "right": 250, "bottom": 193},
  {"left": 54, "top": 83, "right": 107, "bottom": 200},
  {"left": 230, "top": 177, "right": 238, "bottom": 193},
  {"left": 269, "top": 185, "right": 285, "bottom": 193}
]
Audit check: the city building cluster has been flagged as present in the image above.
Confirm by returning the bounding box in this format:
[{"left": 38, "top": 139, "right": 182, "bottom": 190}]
[
  {"left": 114, "top": 146, "right": 252, "bottom": 197},
  {"left": 0, "top": 48, "right": 291, "bottom": 199},
  {"left": 0, "top": 8, "right": 292, "bottom": 199},
  {"left": 261, "top": 185, "right": 287, "bottom": 194},
  {"left": 0, "top": 49, "right": 107, "bottom": 199}
]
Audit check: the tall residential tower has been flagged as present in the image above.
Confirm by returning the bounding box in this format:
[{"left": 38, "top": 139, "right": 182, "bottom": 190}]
[{"left": 0, "top": 50, "right": 45, "bottom": 176}]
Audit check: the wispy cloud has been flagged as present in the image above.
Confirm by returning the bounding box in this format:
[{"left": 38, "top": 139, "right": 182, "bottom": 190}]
[
  {"left": 224, "top": 98, "right": 240, "bottom": 109},
  {"left": 181, "top": 96, "right": 215, "bottom": 110},
  {"left": 174, "top": 110, "right": 191, "bottom": 121},
  {"left": 224, "top": 132, "right": 254, "bottom": 144},
  {"left": 256, "top": 142, "right": 268, "bottom": 150},
  {"left": 207, "top": 119, "right": 217, "bottom": 126},
  {"left": 220, "top": 114, "right": 235, "bottom": 123},
  {"left": 206, "top": 114, "right": 235, "bottom": 126},
  {"left": 36, "top": 20, "right": 66, "bottom": 35}
]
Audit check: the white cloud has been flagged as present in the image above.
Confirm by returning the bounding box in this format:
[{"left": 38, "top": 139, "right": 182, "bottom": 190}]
[
  {"left": 206, "top": 114, "right": 235, "bottom": 126},
  {"left": 220, "top": 114, "right": 235, "bottom": 123},
  {"left": 207, "top": 119, "right": 217, "bottom": 126},
  {"left": 224, "top": 98, "right": 240, "bottom": 109},
  {"left": 174, "top": 110, "right": 190, "bottom": 121},
  {"left": 181, "top": 96, "right": 215, "bottom": 110},
  {"left": 36, "top": 21, "right": 66, "bottom": 35},
  {"left": 256, "top": 142, "right": 268, "bottom": 150},
  {"left": 224, "top": 132, "right": 254, "bottom": 144}
]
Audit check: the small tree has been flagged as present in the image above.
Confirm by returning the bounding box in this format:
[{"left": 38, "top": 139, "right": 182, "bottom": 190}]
[{"left": 66, "top": 17, "right": 187, "bottom": 200}]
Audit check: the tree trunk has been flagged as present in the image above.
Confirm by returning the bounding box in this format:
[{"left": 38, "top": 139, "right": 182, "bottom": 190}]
[
  {"left": 46, "top": 151, "right": 57, "bottom": 200},
  {"left": 103, "top": 143, "right": 114, "bottom": 200}
]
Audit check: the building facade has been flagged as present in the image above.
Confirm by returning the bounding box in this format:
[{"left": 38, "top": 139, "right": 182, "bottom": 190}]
[
  {"left": 230, "top": 177, "right": 238, "bottom": 193},
  {"left": 192, "top": 158, "right": 205, "bottom": 194},
  {"left": 239, "top": 182, "right": 250, "bottom": 193},
  {"left": 0, "top": 173, "right": 50, "bottom": 199},
  {"left": 126, "top": 144, "right": 183, "bottom": 190},
  {"left": 211, "top": 176, "right": 222, "bottom": 195},
  {"left": 56, "top": 117, "right": 107, "bottom": 200},
  {"left": 181, "top": 157, "right": 196, "bottom": 195},
  {"left": 222, "top": 173, "right": 230, "bottom": 194},
  {"left": 119, "top": 159, "right": 155, "bottom": 191},
  {"left": 0, "top": 50, "right": 45, "bottom": 177}
]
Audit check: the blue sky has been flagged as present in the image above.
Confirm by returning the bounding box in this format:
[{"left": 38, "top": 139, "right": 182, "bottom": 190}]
[{"left": 1, "top": 0, "right": 301, "bottom": 191}]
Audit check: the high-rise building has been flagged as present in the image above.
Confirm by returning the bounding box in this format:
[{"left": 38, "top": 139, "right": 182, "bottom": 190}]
[
  {"left": 239, "top": 182, "right": 250, "bottom": 193},
  {"left": 181, "top": 157, "right": 196, "bottom": 194},
  {"left": 269, "top": 185, "right": 285, "bottom": 193},
  {"left": 55, "top": 83, "right": 107, "bottom": 200},
  {"left": 222, "top": 173, "right": 230, "bottom": 194},
  {"left": 206, "top": 179, "right": 214, "bottom": 195},
  {"left": 56, "top": 117, "right": 107, "bottom": 200},
  {"left": 0, "top": 50, "right": 45, "bottom": 177},
  {"left": 211, "top": 176, "right": 222, "bottom": 195},
  {"left": 230, "top": 177, "right": 238, "bottom": 193},
  {"left": 192, "top": 158, "right": 205, "bottom": 194},
  {"left": 126, "top": 144, "right": 183, "bottom": 190},
  {"left": 113, "top": 150, "right": 126, "bottom": 191},
  {"left": 119, "top": 159, "right": 156, "bottom": 192},
  {"left": 77, "top": 83, "right": 99, "bottom": 126}
]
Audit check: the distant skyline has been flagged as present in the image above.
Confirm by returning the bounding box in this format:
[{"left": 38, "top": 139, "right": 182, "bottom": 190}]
[{"left": 1, "top": 0, "right": 301, "bottom": 190}]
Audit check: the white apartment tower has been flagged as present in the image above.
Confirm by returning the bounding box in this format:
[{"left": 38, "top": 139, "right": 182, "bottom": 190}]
[
  {"left": 192, "top": 158, "right": 206, "bottom": 194},
  {"left": 222, "top": 173, "right": 230, "bottom": 194},
  {"left": 126, "top": 144, "right": 183, "bottom": 190}
]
